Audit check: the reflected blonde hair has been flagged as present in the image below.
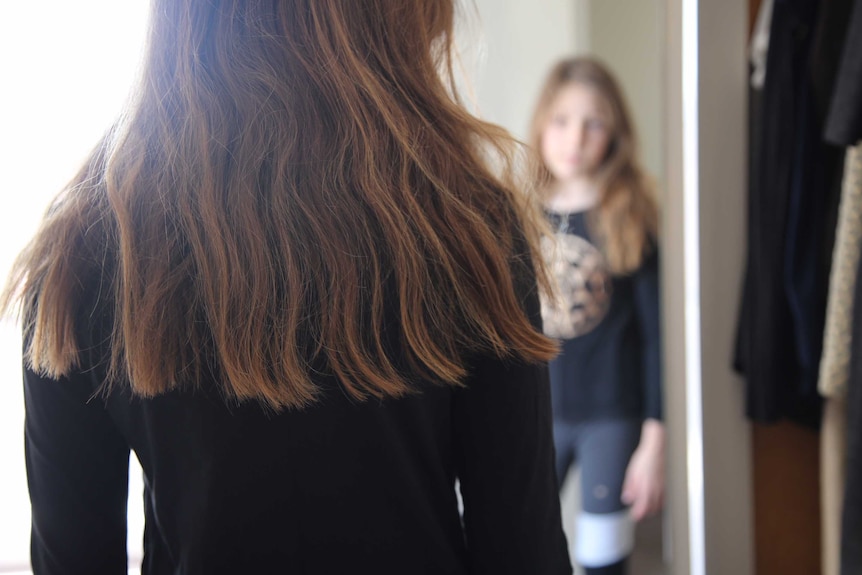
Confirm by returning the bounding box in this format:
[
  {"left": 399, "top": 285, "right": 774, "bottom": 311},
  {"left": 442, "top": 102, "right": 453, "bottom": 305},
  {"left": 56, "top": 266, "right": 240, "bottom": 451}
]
[
  {"left": 529, "top": 57, "right": 658, "bottom": 275},
  {"left": 3, "top": 0, "right": 556, "bottom": 410}
]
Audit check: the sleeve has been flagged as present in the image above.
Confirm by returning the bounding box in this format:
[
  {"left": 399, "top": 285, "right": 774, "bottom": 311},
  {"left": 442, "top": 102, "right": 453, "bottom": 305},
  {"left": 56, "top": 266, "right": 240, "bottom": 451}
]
[
  {"left": 824, "top": 0, "right": 862, "bottom": 146},
  {"left": 24, "top": 348, "right": 130, "bottom": 574},
  {"left": 633, "top": 249, "right": 663, "bottom": 421},
  {"left": 452, "top": 260, "right": 572, "bottom": 575}
]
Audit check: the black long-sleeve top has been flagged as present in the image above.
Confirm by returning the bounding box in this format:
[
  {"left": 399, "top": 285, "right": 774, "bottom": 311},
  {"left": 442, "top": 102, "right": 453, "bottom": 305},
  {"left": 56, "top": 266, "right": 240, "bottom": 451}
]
[
  {"left": 22, "top": 261, "right": 571, "bottom": 574},
  {"left": 541, "top": 210, "right": 662, "bottom": 424}
]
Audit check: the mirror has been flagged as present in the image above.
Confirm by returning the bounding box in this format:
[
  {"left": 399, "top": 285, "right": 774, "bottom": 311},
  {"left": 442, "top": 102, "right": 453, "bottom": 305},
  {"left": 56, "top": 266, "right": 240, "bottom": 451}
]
[{"left": 466, "top": 1, "right": 668, "bottom": 573}]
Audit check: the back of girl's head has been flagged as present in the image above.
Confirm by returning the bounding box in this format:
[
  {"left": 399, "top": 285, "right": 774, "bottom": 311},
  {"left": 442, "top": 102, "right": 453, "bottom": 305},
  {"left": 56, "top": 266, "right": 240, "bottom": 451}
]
[
  {"left": 6, "top": 0, "right": 557, "bottom": 410},
  {"left": 143, "top": 1, "right": 457, "bottom": 122},
  {"left": 529, "top": 57, "right": 658, "bottom": 274}
]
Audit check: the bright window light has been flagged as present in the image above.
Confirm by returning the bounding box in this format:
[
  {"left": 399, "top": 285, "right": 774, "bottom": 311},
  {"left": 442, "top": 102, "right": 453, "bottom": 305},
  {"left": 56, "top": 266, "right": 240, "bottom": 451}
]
[{"left": 0, "top": 2, "right": 150, "bottom": 570}]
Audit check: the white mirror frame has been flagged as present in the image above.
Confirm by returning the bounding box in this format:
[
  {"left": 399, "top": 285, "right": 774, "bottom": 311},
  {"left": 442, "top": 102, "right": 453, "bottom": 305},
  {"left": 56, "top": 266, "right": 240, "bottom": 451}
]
[{"left": 663, "top": 0, "right": 754, "bottom": 573}]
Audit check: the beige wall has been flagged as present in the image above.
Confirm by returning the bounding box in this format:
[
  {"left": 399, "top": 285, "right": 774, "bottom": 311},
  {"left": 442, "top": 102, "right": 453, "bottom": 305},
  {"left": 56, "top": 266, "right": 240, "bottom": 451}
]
[
  {"left": 588, "top": 0, "right": 665, "bottom": 185},
  {"left": 468, "top": 0, "right": 579, "bottom": 141},
  {"left": 697, "top": 0, "right": 754, "bottom": 572}
]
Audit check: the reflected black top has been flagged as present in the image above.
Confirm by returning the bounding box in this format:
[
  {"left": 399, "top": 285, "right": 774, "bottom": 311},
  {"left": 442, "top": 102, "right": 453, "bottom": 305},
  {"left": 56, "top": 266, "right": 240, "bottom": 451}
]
[{"left": 542, "top": 210, "right": 662, "bottom": 424}]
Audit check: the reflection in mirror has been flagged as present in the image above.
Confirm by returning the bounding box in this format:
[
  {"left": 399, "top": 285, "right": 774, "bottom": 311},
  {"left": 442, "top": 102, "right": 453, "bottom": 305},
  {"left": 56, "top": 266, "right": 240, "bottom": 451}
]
[{"left": 469, "top": 2, "right": 667, "bottom": 574}]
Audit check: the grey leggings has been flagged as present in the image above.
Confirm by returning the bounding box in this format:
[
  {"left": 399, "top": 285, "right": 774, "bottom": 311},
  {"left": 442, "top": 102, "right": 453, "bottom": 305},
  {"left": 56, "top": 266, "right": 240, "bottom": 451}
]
[{"left": 553, "top": 418, "right": 641, "bottom": 571}]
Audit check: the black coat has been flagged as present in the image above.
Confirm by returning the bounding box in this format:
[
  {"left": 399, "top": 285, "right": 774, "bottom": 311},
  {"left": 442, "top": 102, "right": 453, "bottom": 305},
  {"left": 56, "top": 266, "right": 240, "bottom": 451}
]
[{"left": 825, "top": 0, "right": 862, "bottom": 146}]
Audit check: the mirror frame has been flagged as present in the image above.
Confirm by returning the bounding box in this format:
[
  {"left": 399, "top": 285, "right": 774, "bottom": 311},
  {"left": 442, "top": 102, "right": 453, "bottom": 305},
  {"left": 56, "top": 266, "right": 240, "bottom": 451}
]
[{"left": 662, "top": 0, "right": 754, "bottom": 573}]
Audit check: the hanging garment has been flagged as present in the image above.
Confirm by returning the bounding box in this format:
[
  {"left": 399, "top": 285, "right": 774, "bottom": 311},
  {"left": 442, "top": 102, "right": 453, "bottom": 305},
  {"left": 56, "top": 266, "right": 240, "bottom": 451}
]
[
  {"left": 781, "top": 80, "right": 840, "bottom": 400},
  {"left": 750, "top": 0, "right": 776, "bottom": 89},
  {"left": 825, "top": 0, "right": 862, "bottom": 146},
  {"left": 736, "top": 0, "right": 825, "bottom": 426},
  {"left": 820, "top": 145, "right": 862, "bottom": 398},
  {"left": 736, "top": 0, "right": 851, "bottom": 426},
  {"left": 810, "top": 0, "right": 856, "bottom": 129},
  {"left": 821, "top": 147, "right": 862, "bottom": 575},
  {"left": 733, "top": 88, "right": 763, "bottom": 380},
  {"left": 783, "top": 0, "right": 850, "bottom": 408},
  {"left": 842, "top": 250, "right": 862, "bottom": 574}
]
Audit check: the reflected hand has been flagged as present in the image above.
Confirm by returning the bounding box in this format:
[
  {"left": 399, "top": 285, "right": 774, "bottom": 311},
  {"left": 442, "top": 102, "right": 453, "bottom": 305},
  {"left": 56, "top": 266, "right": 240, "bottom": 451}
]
[{"left": 621, "top": 419, "right": 665, "bottom": 521}]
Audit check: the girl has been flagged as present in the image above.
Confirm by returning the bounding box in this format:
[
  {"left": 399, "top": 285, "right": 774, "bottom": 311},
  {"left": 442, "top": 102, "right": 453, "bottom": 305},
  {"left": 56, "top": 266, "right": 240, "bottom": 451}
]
[
  {"left": 530, "top": 57, "right": 665, "bottom": 575},
  {"left": 4, "top": 2, "right": 572, "bottom": 573}
]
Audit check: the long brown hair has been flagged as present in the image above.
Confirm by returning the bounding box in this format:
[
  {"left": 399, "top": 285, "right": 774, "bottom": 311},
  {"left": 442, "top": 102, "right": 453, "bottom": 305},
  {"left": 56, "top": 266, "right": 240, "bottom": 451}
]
[
  {"left": 529, "top": 57, "right": 658, "bottom": 275},
  {"left": 4, "top": 0, "right": 557, "bottom": 410}
]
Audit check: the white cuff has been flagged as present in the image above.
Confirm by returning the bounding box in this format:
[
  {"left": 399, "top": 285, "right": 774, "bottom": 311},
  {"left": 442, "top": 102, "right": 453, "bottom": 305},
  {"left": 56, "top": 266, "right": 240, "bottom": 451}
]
[{"left": 574, "top": 510, "right": 635, "bottom": 567}]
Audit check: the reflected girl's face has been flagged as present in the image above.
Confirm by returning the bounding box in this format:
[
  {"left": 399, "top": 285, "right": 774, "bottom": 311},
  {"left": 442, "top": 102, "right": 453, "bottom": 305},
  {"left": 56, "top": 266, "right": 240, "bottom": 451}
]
[{"left": 540, "top": 82, "right": 613, "bottom": 183}]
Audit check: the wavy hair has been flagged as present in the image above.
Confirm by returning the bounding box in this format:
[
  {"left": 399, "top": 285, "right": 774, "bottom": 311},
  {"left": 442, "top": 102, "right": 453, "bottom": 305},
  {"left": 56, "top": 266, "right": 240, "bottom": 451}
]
[
  {"left": 4, "top": 0, "right": 557, "bottom": 410},
  {"left": 529, "top": 57, "right": 658, "bottom": 275}
]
